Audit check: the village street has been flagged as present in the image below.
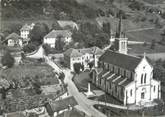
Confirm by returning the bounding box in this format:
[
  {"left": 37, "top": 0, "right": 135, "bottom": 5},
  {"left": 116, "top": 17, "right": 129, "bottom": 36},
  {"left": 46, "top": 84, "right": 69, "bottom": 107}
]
[{"left": 63, "top": 69, "right": 107, "bottom": 117}]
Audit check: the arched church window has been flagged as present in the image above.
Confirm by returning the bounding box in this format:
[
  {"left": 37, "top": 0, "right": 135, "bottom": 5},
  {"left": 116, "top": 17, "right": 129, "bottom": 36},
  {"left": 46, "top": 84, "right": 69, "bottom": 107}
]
[
  {"left": 144, "top": 73, "right": 147, "bottom": 83},
  {"left": 141, "top": 74, "right": 143, "bottom": 84}
]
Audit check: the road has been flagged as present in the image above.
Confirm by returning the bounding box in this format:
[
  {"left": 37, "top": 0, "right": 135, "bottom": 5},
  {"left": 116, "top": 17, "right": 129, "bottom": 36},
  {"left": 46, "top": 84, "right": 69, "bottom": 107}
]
[{"left": 63, "top": 69, "right": 107, "bottom": 117}]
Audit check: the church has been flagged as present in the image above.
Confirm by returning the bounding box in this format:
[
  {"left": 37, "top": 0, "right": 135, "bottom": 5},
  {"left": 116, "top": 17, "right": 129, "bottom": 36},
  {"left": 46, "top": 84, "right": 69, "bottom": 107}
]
[{"left": 91, "top": 16, "right": 161, "bottom": 106}]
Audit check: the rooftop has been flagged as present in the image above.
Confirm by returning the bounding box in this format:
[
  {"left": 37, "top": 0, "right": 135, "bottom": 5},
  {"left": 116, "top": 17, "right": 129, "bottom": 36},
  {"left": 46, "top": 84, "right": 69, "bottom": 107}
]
[
  {"left": 99, "top": 50, "right": 142, "bottom": 71},
  {"left": 5, "top": 33, "right": 22, "bottom": 41},
  {"left": 20, "top": 24, "right": 31, "bottom": 31},
  {"left": 57, "top": 20, "right": 79, "bottom": 30},
  {"left": 98, "top": 70, "right": 133, "bottom": 87},
  {"left": 44, "top": 30, "right": 72, "bottom": 39},
  {"left": 45, "top": 96, "right": 78, "bottom": 114},
  {"left": 64, "top": 46, "right": 104, "bottom": 58}
]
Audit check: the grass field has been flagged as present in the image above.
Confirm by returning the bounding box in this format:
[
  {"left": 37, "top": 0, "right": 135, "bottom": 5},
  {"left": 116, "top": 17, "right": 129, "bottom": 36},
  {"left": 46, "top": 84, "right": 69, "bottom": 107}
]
[
  {"left": 73, "top": 71, "right": 98, "bottom": 92},
  {"left": 0, "top": 63, "right": 59, "bottom": 87},
  {"left": 57, "top": 109, "right": 86, "bottom": 117},
  {"left": 143, "top": 0, "right": 164, "bottom": 4},
  {"left": 1, "top": 19, "right": 56, "bottom": 32},
  {"left": 94, "top": 103, "right": 165, "bottom": 117},
  {"left": 126, "top": 28, "right": 162, "bottom": 43},
  {"left": 128, "top": 43, "right": 165, "bottom": 54}
]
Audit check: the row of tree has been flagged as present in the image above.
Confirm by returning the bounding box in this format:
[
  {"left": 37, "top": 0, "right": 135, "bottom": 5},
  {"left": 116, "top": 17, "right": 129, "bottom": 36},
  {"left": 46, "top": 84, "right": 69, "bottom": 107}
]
[
  {"left": 72, "top": 22, "right": 110, "bottom": 49},
  {"left": 2, "top": 0, "right": 97, "bottom": 20}
]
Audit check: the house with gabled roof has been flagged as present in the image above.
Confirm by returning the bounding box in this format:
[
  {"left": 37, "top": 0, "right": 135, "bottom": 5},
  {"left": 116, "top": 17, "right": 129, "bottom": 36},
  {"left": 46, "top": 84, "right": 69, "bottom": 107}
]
[
  {"left": 20, "top": 23, "right": 34, "bottom": 45},
  {"left": 63, "top": 46, "right": 104, "bottom": 71},
  {"left": 5, "top": 33, "right": 23, "bottom": 47},
  {"left": 45, "top": 96, "right": 77, "bottom": 117},
  {"left": 43, "top": 30, "right": 72, "bottom": 48},
  {"left": 57, "top": 20, "right": 79, "bottom": 30}
]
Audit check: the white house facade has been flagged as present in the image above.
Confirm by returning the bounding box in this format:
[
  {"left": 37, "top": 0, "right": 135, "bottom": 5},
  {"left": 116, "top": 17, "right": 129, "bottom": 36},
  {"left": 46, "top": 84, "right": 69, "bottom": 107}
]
[
  {"left": 64, "top": 47, "right": 104, "bottom": 71},
  {"left": 43, "top": 30, "right": 72, "bottom": 48},
  {"left": 5, "top": 33, "right": 23, "bottom": 47},
  {"left": 20, "top": 23, "right": 35, "bottom": 45}
]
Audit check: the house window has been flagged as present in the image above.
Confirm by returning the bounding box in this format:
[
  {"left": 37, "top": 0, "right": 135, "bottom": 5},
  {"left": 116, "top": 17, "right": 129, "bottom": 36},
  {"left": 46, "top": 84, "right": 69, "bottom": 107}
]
[
  {"left": 130, "top": 73, "right": 133, "bottom": 80},
  {"left": 141, "top": 92, "right": 145, "bottom": 99},
  {"left": 108, "top": 64, "right": 110, "bottom": 70},
  {"left": 124, "top": 70, "right": 126, "bottom": 77},
  {"left": 112, "top": 66, "right": 114, "bottom": 72},
  {"left": 130, "top": 89, "right": 132, "bottom": 97},
  {"left": 116, "top": 86, "right": 117, "bottom": 92},
  {"left": 109, "top": 82, "right": 111, "bottom": 89},
  {"left": 144, "top": 73, "right": 147, "bottom": 83},
  {"left": 154, "top": 86, "right": 156, "bottom": 92},
  {"left": 141, "top": 74, "right": 143, "bottom": 84},
  {"left": 118, "top": 68, "right": 120, "bottom": 75}
]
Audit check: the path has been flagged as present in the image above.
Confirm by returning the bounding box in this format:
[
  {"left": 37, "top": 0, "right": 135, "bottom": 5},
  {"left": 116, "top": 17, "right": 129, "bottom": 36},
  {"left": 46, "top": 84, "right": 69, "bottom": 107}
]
[{"left": 126, "top": 27, "right": 154, "bottom": 33}]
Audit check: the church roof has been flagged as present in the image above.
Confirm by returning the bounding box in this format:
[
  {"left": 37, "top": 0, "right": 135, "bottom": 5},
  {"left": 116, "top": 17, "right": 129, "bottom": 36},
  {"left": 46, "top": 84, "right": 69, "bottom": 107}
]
[{"left": 99, "top": 50, "right": 141, "bottom": 71}]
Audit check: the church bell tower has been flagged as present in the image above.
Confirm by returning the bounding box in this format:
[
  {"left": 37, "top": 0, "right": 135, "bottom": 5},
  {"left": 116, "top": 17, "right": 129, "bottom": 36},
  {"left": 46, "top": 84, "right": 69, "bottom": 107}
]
[{"left": 114, "top": 13, "right": 128, "bottom": 54}]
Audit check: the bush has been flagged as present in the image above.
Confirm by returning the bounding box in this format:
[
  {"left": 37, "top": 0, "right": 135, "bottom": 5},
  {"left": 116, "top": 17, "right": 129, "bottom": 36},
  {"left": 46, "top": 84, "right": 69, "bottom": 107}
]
[
  {"left": 23, "top": 43, "right": 37, "bottom": 53},
  {"left": 42, "top": 44, "right": 51, "bottom": 55},
  {"left": 73, "top": 63, "right": 82, "bottom": 74},
  {"left": 1, "top": 51, "right": 15, "bottom": 68}
]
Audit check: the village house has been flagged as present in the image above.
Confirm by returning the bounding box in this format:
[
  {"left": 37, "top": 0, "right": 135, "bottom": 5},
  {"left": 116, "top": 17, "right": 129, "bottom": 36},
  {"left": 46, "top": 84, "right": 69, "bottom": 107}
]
[
  {"left": 45, "top": 96, "right": 77, "bottom": 117},
  {"left": 91, "top": 16, "right": 161, "bottom": 106},
  {"left": 57, "top": 20, "right": 79, "bottom": 30},
  {"left": 20, "top": 23, "right": 35, "bottom": 45},
  {"left": 43, "top": 30, "right": 72, "bottom": 48},
  {"left": 5, "top": 33, "right": 23, "bottom": 47},
  {"left": 64, "top": 46, "right": 104, "bottom": 71}
]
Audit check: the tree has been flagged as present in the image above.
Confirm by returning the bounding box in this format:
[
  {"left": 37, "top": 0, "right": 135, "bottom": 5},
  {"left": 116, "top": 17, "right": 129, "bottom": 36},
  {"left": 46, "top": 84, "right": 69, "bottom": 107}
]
[
  {"left": 32, "top": 81, "right": 42, "bottom": 94},
  {"left": 150, "top": 39, "right": 156, "bottom": 49},
  {"left": 0, "top": 87, "right": 6, "bottom": 99},
  {"left": 42, "top": 44, "right": 52, "bottom": 55},
  {"left": 51, "top": 22, "right": 62, "bottom": 30},
  {"left": 102, "top": 22, "right": 111, "bottom": 36},
  {"left": 81, "top": 64, "right": 84, "bottom": 71},
  {"left": 95, "top": 33, "right": 109, "bottom": 48},
  {"left": 23, "top": 43, "right": 37, "bottom": 53},
  {"left": 73, "top": 63, "right": 82, "bottom": 74},
  {"left": 29, "top": 23, "right": 49, "bottom": 44},
  {"left": 154, "top": 64, "right": 165, "bottom": 82},
  {"left": 88, "top": 61, "right": 94, "bottom": 70},
  {"left": 55, "top": 35, "right": 65, "bottom": 51},
  {"left": 59, "top": 72, "right": 65, "bottom": 82},
  {"left": 1, "top": 51, "right": 15, "bottom": 68},
  {"left": 161, "top": 12, "right": 165, "bottom": 19},
  {"left": 28, "top": 113, "right": 39, "bottom": 117}
]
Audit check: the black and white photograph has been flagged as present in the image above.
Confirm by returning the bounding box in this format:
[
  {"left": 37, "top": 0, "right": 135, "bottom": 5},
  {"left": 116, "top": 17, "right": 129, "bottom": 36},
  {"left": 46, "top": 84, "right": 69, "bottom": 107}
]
[{"left": 0, "top": 0, "right": 165, "bottom": 116}]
